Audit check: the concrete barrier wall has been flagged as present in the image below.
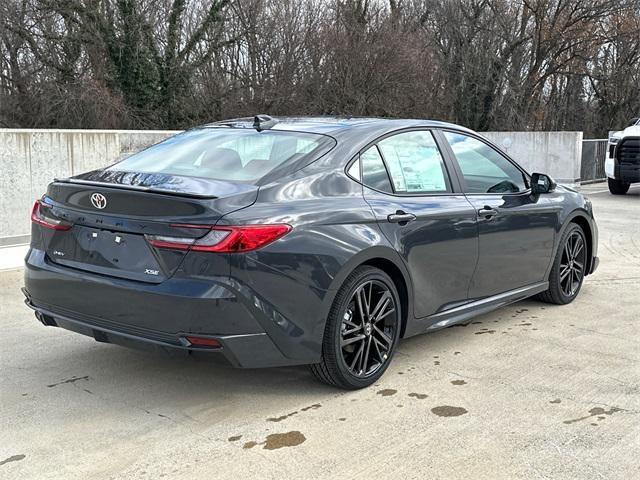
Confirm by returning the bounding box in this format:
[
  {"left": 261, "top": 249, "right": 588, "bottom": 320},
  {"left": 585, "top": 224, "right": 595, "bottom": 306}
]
[
  {"left": 0, "top": 129, "right": 178, "bottom": 246},
  {"left": 0, "top": 128, "right": 583, "bottom": 246},
  {"left": 483, "top": 131, "right": 583, "bottom": 184}
]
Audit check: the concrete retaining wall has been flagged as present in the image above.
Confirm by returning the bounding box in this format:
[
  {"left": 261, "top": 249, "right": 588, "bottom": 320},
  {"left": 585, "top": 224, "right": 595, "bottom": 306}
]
[
  {"left": 483, "top": 131, "right": 583, "bottom": 184},
  {"left": 0, "top": 128, "right": 583, "bottom": 246},
  {"left": 0, "top": 129, "right": 177, "bottom": 246}
]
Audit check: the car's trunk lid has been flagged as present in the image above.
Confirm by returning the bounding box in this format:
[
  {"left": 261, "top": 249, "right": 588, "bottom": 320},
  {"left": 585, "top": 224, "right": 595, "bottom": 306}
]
[{"left": 39, "top": 170, "right": 258, "bottom": 283}]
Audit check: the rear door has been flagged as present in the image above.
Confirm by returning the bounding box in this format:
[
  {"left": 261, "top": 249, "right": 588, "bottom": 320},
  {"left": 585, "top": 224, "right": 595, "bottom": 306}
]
[
  {"left": 354, "top": 129, "right": 478, "bottom": 319},
  {"left": 439, "top": 130, "right": 558, "bottom": 299}
]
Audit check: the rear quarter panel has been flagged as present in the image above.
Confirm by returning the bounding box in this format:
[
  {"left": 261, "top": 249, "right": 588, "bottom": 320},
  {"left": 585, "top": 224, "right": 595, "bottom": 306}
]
[{"left": 219, "top": 166, "right": 409, "bottom": 362}]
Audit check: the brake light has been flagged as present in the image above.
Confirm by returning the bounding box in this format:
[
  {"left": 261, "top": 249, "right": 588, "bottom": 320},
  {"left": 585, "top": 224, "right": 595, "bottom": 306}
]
[
  {"left": 31, "top": 200, "right": 71, "bottom": 231},
  {"left": 146, "top": 224, "right": 291, "bottom": 253}
]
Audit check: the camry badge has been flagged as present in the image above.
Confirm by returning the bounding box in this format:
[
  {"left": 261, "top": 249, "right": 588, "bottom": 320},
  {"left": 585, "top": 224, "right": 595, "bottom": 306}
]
[{"left": 90, "top": 193, "right": 107, "bottom": 209}]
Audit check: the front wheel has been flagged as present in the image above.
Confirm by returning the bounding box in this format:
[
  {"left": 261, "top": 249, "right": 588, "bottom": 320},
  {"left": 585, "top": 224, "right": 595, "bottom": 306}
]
[
  {"left": 608, "top": 177, "right": 630, "bottom": 195},
  {"left": 536, "top": 224, "right": 587, "bottom": 305},
  {"left": 310, "top": 266, "right": 401, "bottom": 389}
]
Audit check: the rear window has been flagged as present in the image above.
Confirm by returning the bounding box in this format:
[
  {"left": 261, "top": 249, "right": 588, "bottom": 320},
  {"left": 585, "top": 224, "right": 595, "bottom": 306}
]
[{"left": 109, "top": 128, "right": 335, "bottom": 183}]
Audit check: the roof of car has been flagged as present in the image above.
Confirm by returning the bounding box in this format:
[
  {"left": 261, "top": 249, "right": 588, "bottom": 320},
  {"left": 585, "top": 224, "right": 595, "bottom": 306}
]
[{"left": 203, "top": 116, "right": 473, "bottom": 137}]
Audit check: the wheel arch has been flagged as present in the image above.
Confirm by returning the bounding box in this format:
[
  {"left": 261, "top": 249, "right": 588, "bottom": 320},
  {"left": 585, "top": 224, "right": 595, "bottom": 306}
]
[
  {"left": 323, "top": 246, "right": 413, "bottom": 339},
  {"left": 546, "top": 210, "right": 595, "bottom": 278},
  {"left": 570, "top": 215, "right": 594, "bottom": 275},
  {"left": 360, "top": 257, "right": 410, "bottom": 338}
]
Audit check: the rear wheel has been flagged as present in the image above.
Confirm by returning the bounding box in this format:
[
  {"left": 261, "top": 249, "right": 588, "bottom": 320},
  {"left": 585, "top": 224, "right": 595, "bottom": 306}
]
[
  {"left": 608, "top": 177, "right": 630, "bottom": 195},
  {"left": 310, "top": 266, "right": 401, "bottom": 389},
  {"left": 536, "top": 224, "right": 587, "bottom": 305}
]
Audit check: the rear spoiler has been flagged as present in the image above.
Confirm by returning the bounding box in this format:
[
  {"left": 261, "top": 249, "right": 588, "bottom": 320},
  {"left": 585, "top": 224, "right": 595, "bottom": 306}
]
[{"left": 55, "top": 177, "right": 219, "bottom": 199}]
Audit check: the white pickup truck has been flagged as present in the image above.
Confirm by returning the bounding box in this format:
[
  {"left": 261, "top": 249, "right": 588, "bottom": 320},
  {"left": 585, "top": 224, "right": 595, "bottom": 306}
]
[{"left": 606, "top": 117, "right": 640, "bottom": 194}]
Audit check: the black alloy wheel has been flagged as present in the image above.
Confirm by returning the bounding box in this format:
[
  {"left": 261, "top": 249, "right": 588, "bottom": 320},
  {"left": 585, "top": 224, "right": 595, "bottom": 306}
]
[
  {"left": 559, "top": 230, "right": 586, "bottom": 297},
  {"left": 311, "top": 266, "right": 401, "bottom": 389},
  {"left": 340, "top": 279, "right": 397, "bottom": 378},
  {"left": 536, "top": 223, "right": 587, "bottom": 305}
]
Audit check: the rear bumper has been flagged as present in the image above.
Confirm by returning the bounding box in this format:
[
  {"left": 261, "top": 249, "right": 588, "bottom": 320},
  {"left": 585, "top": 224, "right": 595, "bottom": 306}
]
[
  {"left": 22, "top": 295, "right": 286, "bottom": 367},
  {"left": 23, "top": 248, "right": 318, "bottom": 367}
]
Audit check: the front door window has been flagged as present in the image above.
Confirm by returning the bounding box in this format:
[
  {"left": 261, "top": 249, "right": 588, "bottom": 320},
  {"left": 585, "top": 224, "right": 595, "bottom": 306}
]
[{"left": 443, "top": 131, "right": 527, "bottom": 194}]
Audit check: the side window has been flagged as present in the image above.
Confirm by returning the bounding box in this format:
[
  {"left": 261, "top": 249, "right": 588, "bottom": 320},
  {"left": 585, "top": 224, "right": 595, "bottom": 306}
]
[
  {"left": 377, "top": 131, "right": 450, "bottom": 193},
  {"left": 361, "top": 146, "right": 393, "bottom": 193},
  {"left": 443, "top": 131, "right": 527, "bottom": 194},
  {"left": 347, "top": 158, "right": 361, "bottom": 181}
]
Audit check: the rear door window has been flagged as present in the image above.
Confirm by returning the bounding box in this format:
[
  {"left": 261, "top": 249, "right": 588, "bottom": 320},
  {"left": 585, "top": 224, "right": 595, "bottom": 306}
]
[
  {"left": 377, "top": 131, "right": 451, "bottom": 194},
  {"left": 361, "top": 146, "right": 393, "bottom": 193}
]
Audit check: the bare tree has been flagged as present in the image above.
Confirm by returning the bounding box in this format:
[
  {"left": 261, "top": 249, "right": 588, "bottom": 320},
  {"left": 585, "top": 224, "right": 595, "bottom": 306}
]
[{"left": 1, "top": 0, "right": 639, "bottom": 136}]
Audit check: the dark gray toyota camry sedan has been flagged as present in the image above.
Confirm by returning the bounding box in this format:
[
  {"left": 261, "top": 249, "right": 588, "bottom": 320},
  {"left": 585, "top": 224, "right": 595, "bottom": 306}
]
[{"left": 24, "top": 116, "right": 598, "bottom": 389}]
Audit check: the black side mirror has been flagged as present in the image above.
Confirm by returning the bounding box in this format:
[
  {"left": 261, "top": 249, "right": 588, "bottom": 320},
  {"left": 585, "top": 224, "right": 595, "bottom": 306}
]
[
  {"left": 531, "top": 173, "right": 556, "bottom": 194},
  {"left": 629, "top": 117, "right": 639, "bottom": 127}
]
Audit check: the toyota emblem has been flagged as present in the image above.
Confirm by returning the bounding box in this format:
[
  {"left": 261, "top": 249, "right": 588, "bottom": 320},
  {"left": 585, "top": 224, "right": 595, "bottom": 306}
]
[{"left": 90, "top": 192, "right": 107, "bottom": 209}]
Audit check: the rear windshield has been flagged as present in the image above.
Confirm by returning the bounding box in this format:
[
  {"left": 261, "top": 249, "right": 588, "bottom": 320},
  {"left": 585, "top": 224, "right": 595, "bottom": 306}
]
[{"left": 109, "top": 128, "right": 335, "bottom": 183}]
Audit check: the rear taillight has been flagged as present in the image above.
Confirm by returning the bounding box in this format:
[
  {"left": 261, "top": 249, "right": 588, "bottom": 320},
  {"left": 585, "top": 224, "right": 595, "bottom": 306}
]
[
  {"left": 31, "top": 200, "right": 71, "bottom": 231},
  {"left": 146, "top": 224, "right": 291, "bottom": 253}
]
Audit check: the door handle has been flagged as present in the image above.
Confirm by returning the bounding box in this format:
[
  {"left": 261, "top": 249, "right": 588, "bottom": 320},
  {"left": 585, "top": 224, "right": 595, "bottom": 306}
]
[
  {"left": 477, "top": 206, "right": 498, "bottom": 220},
  {"left": 387, "top": 211, "right": 417, "bottom": 224}
]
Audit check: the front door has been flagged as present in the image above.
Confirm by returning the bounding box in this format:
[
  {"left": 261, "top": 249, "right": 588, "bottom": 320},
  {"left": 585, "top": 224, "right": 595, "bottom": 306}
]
[{"left": 440, "top": 130, "right": 558, "bottom": 299}]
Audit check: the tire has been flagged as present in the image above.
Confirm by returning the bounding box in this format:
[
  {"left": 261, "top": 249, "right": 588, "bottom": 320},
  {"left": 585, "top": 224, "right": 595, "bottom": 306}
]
[
  {"left": 535, "top": 223, "right": 587, "bottom": 305},
  {"left": 608, "top": 177, "right": 630, "bottom": 195},
  {"left": 310, "top": 266, "right": 401, "bottom": 389}
]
